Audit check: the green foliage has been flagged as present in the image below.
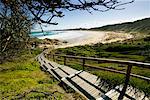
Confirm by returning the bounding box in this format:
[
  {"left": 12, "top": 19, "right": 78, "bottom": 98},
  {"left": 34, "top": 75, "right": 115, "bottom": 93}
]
[
  {"left": 0, "top": 52, "right": 53, "bottom": 99},
  {"left": 0, "top": 50, "right": 84, "bottom": 100},
  {"left": 91, "top": 70, "right": 125, "bottom": 86},
  {"left": 0, "top": 0, "right": 32, "bottom": 61},
  {"left": 56, "top": 36, "right": 150, "bottom": 62},
  {"left": 129, "top": 77, "right": 150, "bottom": 96}
]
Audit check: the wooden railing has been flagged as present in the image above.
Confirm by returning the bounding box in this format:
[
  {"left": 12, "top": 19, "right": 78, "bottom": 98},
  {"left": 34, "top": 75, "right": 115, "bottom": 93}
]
[{"left": 49, "top": 54, "right": 150, "bottom": 100}]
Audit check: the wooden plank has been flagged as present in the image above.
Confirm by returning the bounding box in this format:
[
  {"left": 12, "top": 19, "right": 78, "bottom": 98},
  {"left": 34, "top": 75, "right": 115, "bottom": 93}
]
[
  {"left": 47, "top": 69, "right": 61, "bottom": 81},
  {"left": 71, "top": 75, "right": 102, "bottom": 98},
  {"left": 66, "top": 76, "right": 97, "bottom": 100},
  {"left": 77, "top": 71, "right": 106, "bottom": 93},
  {"left": 61, "top": 65, "right": 78, "bottom": 75},
  {"left": 50, "top": 68, "right": 62, "bottom": 80},
  {"left": 61, "top": 77, "right": 89, "bottom": 99},
  {"left": 54, "top": 68, "right": 69, "bottom": 78}
]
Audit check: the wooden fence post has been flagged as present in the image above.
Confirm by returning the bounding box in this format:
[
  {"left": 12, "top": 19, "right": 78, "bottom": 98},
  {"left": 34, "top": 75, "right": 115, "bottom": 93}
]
[
  {"left": 64, "top": 56, "right": 66, "bottom": 65},
  {"left": 50, "top": 53, "right": 52, "bottom": 59},
  {"left": 53, "top": 55, "right": 55, "bottom": 61},
  {"left": 118, "top": 64, "right": 132, "bottom": 100},
  {"left": 98, "top": 54, "right": 101, "bottom": 64},
  {"left": 82, "top": 58, "right": 85, "bottom": 70}
]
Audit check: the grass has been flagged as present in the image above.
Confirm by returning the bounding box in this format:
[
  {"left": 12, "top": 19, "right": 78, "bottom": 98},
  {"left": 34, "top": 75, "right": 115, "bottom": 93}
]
[
  {"left": 90, "top": 18, "right": 150, "bottom": 34},
  {"left": 0, "top": 49, "right": 85, "bottom": 100},
  {"left": 55, "top": 36, "right": 150, "bottom": 62}
]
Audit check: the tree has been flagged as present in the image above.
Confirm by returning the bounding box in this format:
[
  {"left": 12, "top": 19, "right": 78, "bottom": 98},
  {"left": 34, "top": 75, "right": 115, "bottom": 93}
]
[
  {"left": 0, "top": 0, "right": 134, "bottom": 62},
  {"left": 0, "top": 0, "right": 31, "bottom": 62}
]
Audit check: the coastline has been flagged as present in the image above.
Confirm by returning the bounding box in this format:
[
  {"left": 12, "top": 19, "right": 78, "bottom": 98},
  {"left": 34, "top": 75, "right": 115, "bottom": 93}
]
[{"left": 38, "top": 31, "right": 133, "bottom": 49}]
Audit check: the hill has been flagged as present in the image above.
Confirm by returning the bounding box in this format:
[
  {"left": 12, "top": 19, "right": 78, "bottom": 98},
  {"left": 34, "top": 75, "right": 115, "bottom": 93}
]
[{"left": 90, "top": 18, "right": 150, "bottom": 34}]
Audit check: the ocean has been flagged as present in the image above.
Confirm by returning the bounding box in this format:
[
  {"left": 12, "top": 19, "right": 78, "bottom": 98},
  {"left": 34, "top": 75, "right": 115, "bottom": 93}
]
[
  {"left": 30, "top": 31, "right": 58, "bottom": 38},
  {"left": 30, "top": 31, "right": 85, "bottom": 41}
]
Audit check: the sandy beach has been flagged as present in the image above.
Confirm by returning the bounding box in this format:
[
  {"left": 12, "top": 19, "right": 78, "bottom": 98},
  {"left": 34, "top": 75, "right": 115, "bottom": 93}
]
[
  {"left": 55, "top": 31, "right": 133, "bottom": 48},
  {"left": 38, "top": 31, "right": 133, "bottom": 48}
]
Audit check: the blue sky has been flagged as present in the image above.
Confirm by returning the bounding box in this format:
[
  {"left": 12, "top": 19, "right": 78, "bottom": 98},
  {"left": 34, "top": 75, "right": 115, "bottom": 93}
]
[{"left": 35, "top": 0, "right": 150, "bottom": 31}]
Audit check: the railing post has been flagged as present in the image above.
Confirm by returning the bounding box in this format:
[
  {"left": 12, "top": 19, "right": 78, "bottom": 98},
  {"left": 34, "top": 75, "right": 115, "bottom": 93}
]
[
  {"left": 64, "top": 56, "right": 66, "bottom": 65},
  {"left": 50, "top": 53, "right": 52, "bottom": 59},
  {"left": 118, "top": 64, "right": 132, "bottom": 100},
  {"left": 53, "top": 55, "right": 55, "bottom": 61},
  {"left": 98, "top": 54, "right": 101, "bottom": 64},
  {"left": 82, "top": 58, "right": 85, "bottom": 70}
]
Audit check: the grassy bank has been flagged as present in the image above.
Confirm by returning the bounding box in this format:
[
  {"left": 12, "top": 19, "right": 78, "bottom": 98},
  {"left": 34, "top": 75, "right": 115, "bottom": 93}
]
[
  {"left": 90, "top": 18, "right": 150, "bottom": 34},
  {"left": 52, "top": 36, "right": 150, "bottom": 96},
  {"left": 55, "top": 36, "right": 150, "bottom": 62},
  {"left": 0, "top": 49, "right": 85, "bottom": 99}
]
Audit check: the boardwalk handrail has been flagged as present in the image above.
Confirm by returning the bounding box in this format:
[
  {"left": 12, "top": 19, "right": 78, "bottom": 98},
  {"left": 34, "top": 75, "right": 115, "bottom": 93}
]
[
  {"left": 50, "top": 54, "right": 150, "bottom": 100},
  {"left": 52, "top": 54, "right": 150, "bottom": 81},
  {"left": 54, "top": 54, "right": 150, "bottom": 68}
]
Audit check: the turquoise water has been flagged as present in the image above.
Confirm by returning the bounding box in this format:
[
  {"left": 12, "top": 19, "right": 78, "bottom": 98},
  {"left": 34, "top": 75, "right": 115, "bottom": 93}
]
[{"left": 30, "top": 31, "right": 57, "bottom": 37}]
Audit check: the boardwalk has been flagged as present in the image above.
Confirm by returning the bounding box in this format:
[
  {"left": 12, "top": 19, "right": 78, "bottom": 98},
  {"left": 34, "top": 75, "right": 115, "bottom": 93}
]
[{"left": 37, "top": 53, "right": 149, "bottom": 100}]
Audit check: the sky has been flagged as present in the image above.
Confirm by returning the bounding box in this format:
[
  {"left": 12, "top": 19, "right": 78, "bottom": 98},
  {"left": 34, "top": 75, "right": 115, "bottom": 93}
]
[{"left": 34, "top": 0, "right": 150, "bottom": 31}]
